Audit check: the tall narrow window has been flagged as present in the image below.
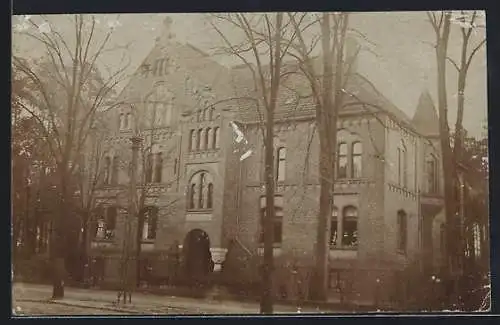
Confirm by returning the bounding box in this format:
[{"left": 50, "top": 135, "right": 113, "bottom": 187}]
[
  {"left": 397, "top": 210, "right": 407, "bottom": 253},
  {"left": 111, "top": 156, "right": 119, "bottom": 185},
  {"left": 145, "top": 207, "right": 158, "bottom": 240},
  {"left": 398, "top": 142, "right": 407, "bottom": 187},
  {"left": 204, "top": 128, "right": 211, "bottom": 150},
  {"left": 119, "top": 113, "right": 124, "bottom": 129},
  {"left": 189, "top": 184, "right": 196, "bottom": 209},
  {"left": 197, "top": 129, "right": 203, "bottom": 150},
  {"left": 330, "top": 207, "right": 339, "bottom": 247},
  {"left": 207, "top": 183, "right": 214, "bottom": 209},
  {"left": 154, "top": 153, "right": 163, "bottom": 183},
  {"left": 127, "top": 113, "right": 132, "bottom": 129},
  {"left": 426, "top": 155, "right": 438, "bottom": 194},
  {"left": 173, "top": 158, "right": 178, "bottom": 175},
  {"left": 104, "top": 157, "right": 111, "bottom": 185},
  {"left": 351, "top": 142, "right": 362, "bottom": 178},
  {"left": 145, "top": 154, "right": 153, "bottom": 183},
  {"left": 189, "top": 129, "right": 196, "bottom": 151},
  {"left": 342, "top": 206, "right": 358, "bottom": 248},
  {"left": 198, "top": 173, "right": 205, "bottom": 208},
  {"left": 203, "top": 108, "right": 208, "bottom": 121},
  {"left": 338, "top": 143, "right": 348, "bottom": 179},
  {"left": 213, "top": 127, "right": 220, "bottom": 149},
  {"left": 197, "top": 110, "right": 202, "bottom": 122},
  {"left": 276, "top": 147, "right": 286, "bottom": 182},
  {"left": 397, "top": 147, "right": 401, "bottom": 185}
]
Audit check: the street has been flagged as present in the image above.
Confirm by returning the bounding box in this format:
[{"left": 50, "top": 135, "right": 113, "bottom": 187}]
[{"left": 12, "top": 283, "right": 323, "bottom": 315}]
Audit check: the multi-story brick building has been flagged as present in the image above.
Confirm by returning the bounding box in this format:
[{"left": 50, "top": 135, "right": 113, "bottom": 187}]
[{"left": 88, "top": 20, "right": 446, "bottom": 301}]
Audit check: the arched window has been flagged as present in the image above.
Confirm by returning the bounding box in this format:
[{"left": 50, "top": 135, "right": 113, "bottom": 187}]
[
  {"left": 259, "top": 195, "right": 283, "bottom": 244},
  {"left": 397, "top": 209, "right": 407, "bottom": 253},
  {"left": 197, "top": 110, "right": 202, "bottom": 122},
  {"left": 398, "top": 141, "right": 407, "bottom": 187},
  {"left": 203, "top": 108, "right": 209, "bottom": 121},
  {"left": 213, "top": 127, "right": 220, "bottom": 149},
  {"left": 337, "top": 143, "right": 348, "bottom": 179},
  {"left": 145, "top": 153, "right": 153, "bottom": 183},
  {"left": 189, "top": 129, "right": 196, "bottom": 151},
  {"left": 342, "top": 206, "right": 358, "bottom": 247},
  {"left": 330, "top": 207, "right": 339, "bottom": 247},
  {"left": 111, "top": 156, "right": 119, "bottom": 185},
  {"left": 204, "top": 128, "right": 211, "bottom": 150},
  {"left": 351, "top": 142, "right": 362, "bottom": 178},
  {"left": 207, "top": 183, "right": 214, "bottom": 209},
  {"left": 276, "top": 147, "right": 286, "bottom": 182},
  {"left": 154, "top": 152, "right": 163, "bottom": 183},
  {"left": 187, "top": 171, "right": 214, "bottom": 211},
  {"left": 197, "top": 129, "right": 203, "bottom": 150},
  {"left": 426, "top": 154, "right": 438, "bottom": 194}
]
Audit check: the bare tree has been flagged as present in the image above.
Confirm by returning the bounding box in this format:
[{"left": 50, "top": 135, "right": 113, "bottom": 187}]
[
  {"left": 286, "top": 12, "right": 359, "bottom": 301},
  {"left": 210, "top": 12, "right": 298, "bottom": 314},
  {"left": 12, "top": 14, "right": 130, "bottom": 299},
  {"left": 427, "top": 10, "right": 486, "bottom": 307}
]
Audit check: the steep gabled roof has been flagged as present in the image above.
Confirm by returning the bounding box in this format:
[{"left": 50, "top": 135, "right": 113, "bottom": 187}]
[
  {"left": 227, "top": 58, "right": 415, "bottom": 128},
  {"left": 412, "top": 90, "right": 440, "bottom": 137}
]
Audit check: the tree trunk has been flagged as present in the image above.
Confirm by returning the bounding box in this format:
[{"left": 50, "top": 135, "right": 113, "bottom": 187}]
[
  {"left": 261, "top": 109, "right": 275, "bottom": 314},
  {"left": 259, "top": 12, "right": 284, "bottom": 314},
  {"left": 51, "top": 170, "right": 69, "bottom": 299},
  {"left": 435, "top": 12, "right": 459, "bottom": 306}
]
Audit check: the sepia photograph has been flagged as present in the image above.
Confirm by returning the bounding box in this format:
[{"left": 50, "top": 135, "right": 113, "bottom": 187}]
[{"left": 11, "top": 11, "right": 490, "bottom": 316}]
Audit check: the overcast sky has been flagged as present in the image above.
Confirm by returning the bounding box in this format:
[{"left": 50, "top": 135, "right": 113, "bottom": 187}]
[{"left": 12, "top": 12, "right": 487, "bottom": 138}]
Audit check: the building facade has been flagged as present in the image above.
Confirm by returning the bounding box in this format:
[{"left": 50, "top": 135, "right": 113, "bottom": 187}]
[{"left": 87, "top": 21, "right": 446, "bottom": 300}]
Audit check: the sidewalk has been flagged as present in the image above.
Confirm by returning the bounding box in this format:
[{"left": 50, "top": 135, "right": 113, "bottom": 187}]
[{"left": 13, "top": 283, "right": 326, "bottom": 314}]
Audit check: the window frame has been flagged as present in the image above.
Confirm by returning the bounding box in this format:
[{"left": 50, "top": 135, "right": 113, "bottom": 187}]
[
  {"left": 187, "top": 171, "right": 214, "bottom": 212},
  {"left": 276, "top": 147, "right": 286, "bottom": 182},
  {"left": 351, "top": 141, "right": 363, "bottom": 179},
  {"left": 337, "top": 142, "right": 348, "bottom": 179}
]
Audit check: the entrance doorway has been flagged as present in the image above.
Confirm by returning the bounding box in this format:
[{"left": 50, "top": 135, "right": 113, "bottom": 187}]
[{"left": 182, "top": 229, "right": 214, "bottom": 284}]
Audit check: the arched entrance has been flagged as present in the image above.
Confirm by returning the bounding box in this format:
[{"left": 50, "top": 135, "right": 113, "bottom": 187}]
[{"left": 182, "top": 229, "right": 214, "bottom": 285}]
